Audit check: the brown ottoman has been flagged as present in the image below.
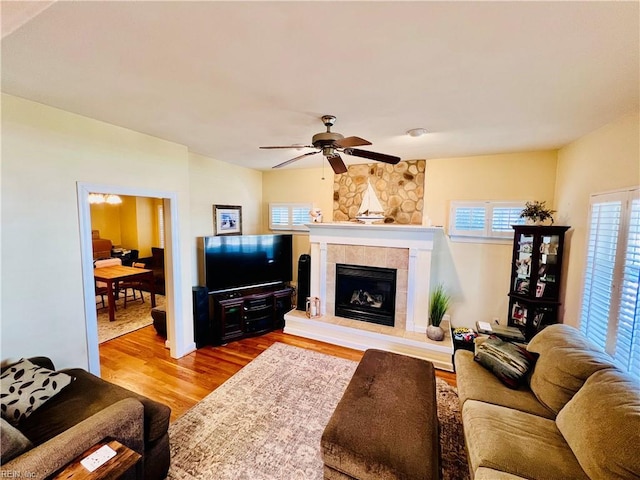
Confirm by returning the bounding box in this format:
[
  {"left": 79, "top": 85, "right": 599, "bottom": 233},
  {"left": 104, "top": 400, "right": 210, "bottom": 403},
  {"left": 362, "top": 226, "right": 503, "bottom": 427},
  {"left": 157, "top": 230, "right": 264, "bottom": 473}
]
[
  {"left": 321, "top": 349, "right": 440, "bottom": 480},
  {"left": 151, "top": 306, "right": 167, "bottom": 338}
]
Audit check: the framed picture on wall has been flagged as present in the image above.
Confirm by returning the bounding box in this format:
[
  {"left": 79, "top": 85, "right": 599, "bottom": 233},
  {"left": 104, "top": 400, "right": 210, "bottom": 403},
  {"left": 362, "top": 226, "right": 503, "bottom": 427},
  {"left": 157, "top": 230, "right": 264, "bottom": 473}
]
[{"left": 213, "top": 204, "right": 242, "bottom": 236}]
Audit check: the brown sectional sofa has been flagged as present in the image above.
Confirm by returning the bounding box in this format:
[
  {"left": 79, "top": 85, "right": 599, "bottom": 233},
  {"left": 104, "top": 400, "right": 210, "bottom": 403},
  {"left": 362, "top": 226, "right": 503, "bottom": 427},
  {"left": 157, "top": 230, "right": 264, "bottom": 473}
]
[
  {"left": 455, "top": 324, "right": 640, "bottom": 480},
  {"left": 1, "top": 357, "right": 171, "bottom": 479}
]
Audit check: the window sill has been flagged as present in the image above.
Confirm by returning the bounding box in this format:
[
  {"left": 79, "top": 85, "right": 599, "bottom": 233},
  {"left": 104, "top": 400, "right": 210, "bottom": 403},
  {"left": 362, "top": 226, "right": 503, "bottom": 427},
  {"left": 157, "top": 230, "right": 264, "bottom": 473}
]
[{"left": 449, "top": 235, "right": 512, "bottom": 245}]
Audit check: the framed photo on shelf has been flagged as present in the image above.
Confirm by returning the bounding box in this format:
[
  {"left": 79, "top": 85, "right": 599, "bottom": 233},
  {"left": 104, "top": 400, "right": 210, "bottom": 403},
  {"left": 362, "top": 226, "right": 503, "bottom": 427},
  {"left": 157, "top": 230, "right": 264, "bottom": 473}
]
[
  {"left": 511, "top": 303, "right": 527, "bottom": 326},
  {"left": 536, "top": 282, "right": 546, "bottom": 298},
  {"left": 514, "top": 278, "right": 530, "bottom": 294},
  {"left": 532, "top": 312, "right": 545, "bottom": 329},
  {"left": 213, "top": 204, "right": 242, "bottom": 236}
]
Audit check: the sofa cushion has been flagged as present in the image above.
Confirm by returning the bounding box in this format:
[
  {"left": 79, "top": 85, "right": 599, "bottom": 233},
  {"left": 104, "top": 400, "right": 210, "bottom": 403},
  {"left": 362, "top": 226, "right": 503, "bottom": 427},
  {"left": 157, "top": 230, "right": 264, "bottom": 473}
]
[
  {"left": 454, "top": 350, "right": 555, "bottom": 419},
  {"left": 556, "top": 369, "right": 640, "bottom": 479},
  {"left": 0, "top": 359, "right": 74, "bottom": 425},
  {"left": 474, "top": 336, "right": 534, "bottom": 388},
  {"left": 17, "top": 368, "right": 170, "bottom": 448},
  {"left": 462, "top": 400, "right": 589, "bottom": 480},
  {"left": 0, "top": 417, "right": 32, "bottom": 464},
  {"left": 527, "top": 324, "right": 615, "bottom": 414}
]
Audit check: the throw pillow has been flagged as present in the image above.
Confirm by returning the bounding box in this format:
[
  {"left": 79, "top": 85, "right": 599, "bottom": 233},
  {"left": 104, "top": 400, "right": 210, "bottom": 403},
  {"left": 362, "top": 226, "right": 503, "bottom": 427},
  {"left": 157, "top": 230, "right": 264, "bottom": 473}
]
[
  {"left": 1, "top": 359, "right": 74, "bottom": 425},
  {"left": 474, "top": 336, "right": 534, "bottom": 389},
  {"left": 0, "top": 417, "right": 32, "bottom": 464}
]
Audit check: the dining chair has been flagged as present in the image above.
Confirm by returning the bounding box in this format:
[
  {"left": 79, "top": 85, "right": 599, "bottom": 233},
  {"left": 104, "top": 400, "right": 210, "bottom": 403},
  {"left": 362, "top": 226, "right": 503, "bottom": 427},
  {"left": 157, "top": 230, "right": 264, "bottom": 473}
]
[
  {"left": 121, "top": 262, "right": 146, "bottom": 308},
  {"left": 94, "top": 258, "right": 122, "bottom": 310}
]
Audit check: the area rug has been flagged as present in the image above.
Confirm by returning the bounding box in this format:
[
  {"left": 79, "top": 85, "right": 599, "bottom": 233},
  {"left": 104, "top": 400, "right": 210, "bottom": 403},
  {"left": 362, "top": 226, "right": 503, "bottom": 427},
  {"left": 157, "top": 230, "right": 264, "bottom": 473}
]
[
  {"left": 97, "top": 292, "right": 165, "bottom": 343},
  {"left": 168, "top": 343, "right": 469, "bottom": 480}
]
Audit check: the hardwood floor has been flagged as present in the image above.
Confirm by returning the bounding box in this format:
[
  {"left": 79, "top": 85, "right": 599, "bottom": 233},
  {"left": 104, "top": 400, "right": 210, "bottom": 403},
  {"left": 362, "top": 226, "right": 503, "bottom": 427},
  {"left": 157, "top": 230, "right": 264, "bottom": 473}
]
[{"left": 99, "top": 326, "right": 457, "bottom": 422}]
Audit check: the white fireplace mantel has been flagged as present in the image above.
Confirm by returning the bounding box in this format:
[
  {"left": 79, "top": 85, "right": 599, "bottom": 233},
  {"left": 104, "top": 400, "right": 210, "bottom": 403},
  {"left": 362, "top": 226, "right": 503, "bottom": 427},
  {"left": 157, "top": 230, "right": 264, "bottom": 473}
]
[
  {"left": 306, "top": 222, "right": 443, "bottom": 333},
  {"left": 284, "top": 222, "right": 453, "bottom": 370},
  {"left": 305, "top": 222, "right": 441, "bottom": 249}
]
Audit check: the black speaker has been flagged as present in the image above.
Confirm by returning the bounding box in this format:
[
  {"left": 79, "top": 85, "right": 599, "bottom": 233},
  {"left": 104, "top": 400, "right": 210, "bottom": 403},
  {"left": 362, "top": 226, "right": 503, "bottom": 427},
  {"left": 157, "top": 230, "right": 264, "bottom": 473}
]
[
  {"left": 192, "top": 286, "right": 210, "bottom": 348},
  {"left": 297, "top": 254, "right": 311, "bottom": 310}
]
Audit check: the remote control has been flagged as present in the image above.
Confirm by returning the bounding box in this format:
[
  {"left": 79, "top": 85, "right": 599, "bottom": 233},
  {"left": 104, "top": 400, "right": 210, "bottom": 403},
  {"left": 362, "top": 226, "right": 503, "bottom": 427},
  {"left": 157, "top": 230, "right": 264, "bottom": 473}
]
[{"left": 80, "top": 444, "right": 117, "bottom": 472}]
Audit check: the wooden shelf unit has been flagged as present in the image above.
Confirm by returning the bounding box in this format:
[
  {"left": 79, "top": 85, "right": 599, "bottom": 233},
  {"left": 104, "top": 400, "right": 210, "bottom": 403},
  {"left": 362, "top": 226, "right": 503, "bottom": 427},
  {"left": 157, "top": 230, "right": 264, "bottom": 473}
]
[{"left": 507, "top": 225, "right": 570, "bottom": 341}]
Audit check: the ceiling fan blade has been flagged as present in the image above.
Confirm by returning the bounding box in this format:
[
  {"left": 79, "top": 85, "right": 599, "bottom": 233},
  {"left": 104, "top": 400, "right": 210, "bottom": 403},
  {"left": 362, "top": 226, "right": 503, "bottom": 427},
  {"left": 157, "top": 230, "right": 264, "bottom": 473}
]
[
  {"left": 272, "top": 150, "right": 320, "bottom": 169},
  {"left": 343, "top": 148, "right": 401, "bottom": 164},
  {"left": 327, "top": 154, "right": 348, "bottom": 174},
  {"left": 335, "top": 136, "right": 372, "bottom": 148},
  {"left": 260, "top": 145, "right": 314, "bottom": 149}
]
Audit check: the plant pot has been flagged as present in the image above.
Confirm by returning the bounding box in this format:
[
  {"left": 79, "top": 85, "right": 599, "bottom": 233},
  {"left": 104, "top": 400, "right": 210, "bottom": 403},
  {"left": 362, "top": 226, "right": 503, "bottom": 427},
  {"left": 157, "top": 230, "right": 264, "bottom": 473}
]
[
  {"left": 426, "top": 325, "right": 445, "bottom": 341},
  {"left": 525, "top": 218, "right": 551, "bottom": 226}
]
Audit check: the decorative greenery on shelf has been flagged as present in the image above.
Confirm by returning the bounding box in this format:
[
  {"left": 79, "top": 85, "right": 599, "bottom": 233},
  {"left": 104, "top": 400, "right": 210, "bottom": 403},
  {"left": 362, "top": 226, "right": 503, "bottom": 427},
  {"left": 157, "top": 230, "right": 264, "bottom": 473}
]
[
  {"left": 520, "top": 201, "right": 556, "bottom": 225},
  {"left": 429, "top": 284, "right": 451, "bottom": 327}
]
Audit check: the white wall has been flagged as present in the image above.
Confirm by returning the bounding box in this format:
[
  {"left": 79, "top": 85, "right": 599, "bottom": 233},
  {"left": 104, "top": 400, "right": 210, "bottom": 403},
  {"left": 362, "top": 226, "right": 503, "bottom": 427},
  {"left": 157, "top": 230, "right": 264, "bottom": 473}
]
[
  {"left": 555, "top": 112, "right": 640, "bottom": 327},
  {"left": 1, "top": 94, "right": 194, "bottom": 369}
]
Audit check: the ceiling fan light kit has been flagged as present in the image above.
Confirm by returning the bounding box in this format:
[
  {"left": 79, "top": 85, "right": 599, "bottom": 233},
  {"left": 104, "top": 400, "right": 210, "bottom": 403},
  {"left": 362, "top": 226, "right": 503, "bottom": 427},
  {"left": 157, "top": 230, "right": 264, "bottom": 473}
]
[
  {"left": 406, "top": 128, "right": 427, "bottom": 137},
  {"left": 260, "top": 115, "right": 401, "bottom": 174}
]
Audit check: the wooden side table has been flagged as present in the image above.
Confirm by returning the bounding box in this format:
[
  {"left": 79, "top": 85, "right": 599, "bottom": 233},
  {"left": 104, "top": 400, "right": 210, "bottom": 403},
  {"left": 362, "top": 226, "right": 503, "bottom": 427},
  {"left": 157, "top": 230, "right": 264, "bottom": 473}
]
[{"left": 52, "top": 439, "right": 141, "bottom": 480}]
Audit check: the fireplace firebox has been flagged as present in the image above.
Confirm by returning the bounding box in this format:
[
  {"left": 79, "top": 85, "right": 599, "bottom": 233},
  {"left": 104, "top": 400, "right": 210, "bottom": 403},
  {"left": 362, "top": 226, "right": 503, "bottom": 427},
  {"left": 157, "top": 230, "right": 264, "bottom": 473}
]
[{"left": 335, "top": 264, "right": 396, "bottom": 327}]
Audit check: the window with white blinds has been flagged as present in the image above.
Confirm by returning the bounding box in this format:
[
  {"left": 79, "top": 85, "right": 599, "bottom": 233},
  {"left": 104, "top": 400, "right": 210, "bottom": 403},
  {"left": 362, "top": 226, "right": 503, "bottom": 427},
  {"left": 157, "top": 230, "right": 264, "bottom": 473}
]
[
  {"left": 157, "top": 203, "right": 165, "bottom": 248},
  {"left": 449, "top": 201, "right": 526, "bottom": 242},
  {"left": 269, "top": 203, "right": 312, "bottom": 231},
  {"left": 580, "top": 187, "right": 639, "bottom": 381}
]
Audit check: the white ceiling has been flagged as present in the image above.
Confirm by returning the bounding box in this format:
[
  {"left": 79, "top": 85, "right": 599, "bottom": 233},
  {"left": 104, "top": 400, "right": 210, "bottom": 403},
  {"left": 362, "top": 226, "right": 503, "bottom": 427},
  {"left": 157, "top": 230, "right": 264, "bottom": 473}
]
[{"left": 2, "top": 1, "right": 638, "bottom": 171}]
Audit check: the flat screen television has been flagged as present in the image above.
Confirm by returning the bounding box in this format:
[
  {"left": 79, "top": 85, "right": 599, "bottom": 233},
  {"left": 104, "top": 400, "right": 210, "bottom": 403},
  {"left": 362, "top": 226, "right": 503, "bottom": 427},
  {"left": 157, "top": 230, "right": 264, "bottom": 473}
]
[{"left": 202, "top": 234, "right": 293, "bottom": 293}]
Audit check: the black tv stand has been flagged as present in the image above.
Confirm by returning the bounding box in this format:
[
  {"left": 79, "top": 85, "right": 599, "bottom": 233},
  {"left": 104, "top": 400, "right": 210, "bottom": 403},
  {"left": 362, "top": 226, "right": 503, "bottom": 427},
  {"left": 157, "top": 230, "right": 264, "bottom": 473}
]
[{"left": 209, "top": 283, "right": 293, "bottom": 345}]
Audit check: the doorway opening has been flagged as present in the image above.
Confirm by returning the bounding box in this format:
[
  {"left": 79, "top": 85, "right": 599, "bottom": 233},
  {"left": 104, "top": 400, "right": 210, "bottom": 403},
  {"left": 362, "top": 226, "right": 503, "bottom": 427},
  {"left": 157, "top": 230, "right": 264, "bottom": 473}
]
[{"left": 77, "top": 182, "right": 186, "bottom": 375}]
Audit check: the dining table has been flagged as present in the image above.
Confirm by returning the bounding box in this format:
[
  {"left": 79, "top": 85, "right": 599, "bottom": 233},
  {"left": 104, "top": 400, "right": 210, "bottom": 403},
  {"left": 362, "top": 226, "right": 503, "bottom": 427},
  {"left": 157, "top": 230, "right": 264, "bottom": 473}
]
[{"left": 94, "top": 265, "right": 156, "bottom": 322}]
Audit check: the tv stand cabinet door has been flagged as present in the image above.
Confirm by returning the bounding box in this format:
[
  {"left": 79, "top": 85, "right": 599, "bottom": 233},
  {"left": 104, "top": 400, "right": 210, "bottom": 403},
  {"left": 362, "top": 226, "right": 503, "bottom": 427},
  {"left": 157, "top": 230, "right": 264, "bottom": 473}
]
[
  {"left": 217, "top": 297, "right": 245, "bottom": 342},
  {"left": 273, "top": 288, "right": 294, "bottom": 329}
]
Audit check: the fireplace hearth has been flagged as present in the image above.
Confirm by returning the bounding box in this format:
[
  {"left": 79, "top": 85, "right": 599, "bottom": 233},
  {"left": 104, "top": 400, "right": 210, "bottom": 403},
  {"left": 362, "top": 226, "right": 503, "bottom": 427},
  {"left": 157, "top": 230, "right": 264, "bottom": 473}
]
[{"left": 335, "top": 264, "right": 396, "bottom": 327}]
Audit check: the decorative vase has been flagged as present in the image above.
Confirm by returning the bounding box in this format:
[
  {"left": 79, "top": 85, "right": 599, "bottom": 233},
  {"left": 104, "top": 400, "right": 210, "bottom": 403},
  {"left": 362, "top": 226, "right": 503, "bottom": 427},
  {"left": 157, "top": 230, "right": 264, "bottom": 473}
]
[{"left": 426, "top": 324, "right": 445, "bottom": 341}]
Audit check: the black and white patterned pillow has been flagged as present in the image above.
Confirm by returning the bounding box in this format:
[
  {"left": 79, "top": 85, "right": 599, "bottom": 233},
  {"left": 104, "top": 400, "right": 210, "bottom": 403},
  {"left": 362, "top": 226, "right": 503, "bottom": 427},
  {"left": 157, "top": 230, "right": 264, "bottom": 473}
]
[{"left": 1, "top": 359, "right": 74, "bottom": 425}]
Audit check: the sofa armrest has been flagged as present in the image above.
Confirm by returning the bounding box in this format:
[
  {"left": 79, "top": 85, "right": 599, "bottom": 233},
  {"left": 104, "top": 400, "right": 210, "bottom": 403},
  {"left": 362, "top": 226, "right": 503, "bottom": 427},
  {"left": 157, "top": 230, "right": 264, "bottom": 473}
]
[{"left": 0, "top": 398, "right": 144, "bottom": 478}]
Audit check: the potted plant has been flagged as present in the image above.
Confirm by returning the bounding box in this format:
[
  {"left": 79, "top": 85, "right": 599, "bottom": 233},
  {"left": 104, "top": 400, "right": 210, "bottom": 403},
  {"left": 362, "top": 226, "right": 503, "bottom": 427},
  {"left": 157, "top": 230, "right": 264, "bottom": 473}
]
[
  {"left": 427, "top": 284, "right": 451, "bottom": 341},
  {"left": 520, "top": 201, "right": 556, "bottom": 225}
]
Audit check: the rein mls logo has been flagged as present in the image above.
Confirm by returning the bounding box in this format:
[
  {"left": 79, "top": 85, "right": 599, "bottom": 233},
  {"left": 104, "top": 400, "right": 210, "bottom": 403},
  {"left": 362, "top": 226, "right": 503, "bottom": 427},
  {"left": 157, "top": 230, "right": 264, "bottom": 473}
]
[{"left": 0, "top": 471, "right": 37, "bottom": 478}]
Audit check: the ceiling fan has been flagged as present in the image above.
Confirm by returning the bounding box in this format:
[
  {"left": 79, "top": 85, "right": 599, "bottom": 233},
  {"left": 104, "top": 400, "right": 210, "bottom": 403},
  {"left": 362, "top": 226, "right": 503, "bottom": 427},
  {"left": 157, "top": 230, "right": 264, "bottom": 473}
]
[{"left": 260, "top": 115, "right": 401, "bottom": 174}]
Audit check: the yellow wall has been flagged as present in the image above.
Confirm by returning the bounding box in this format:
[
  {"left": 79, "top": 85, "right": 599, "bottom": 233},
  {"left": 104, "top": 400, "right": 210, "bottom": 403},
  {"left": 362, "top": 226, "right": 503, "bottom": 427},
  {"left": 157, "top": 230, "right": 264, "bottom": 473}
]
[
  {"left": 424, "top": 151, "right": 558, "bottom": 328},
  {"left": 262, "top": 167, "right": 334, "bottom": 285},
  {"left": 90, "top": 202, "right": 122, "bottom": 245},
  {"left": 90, "top": 195, "right": 159, "bottom": 258},
  {"left": 261, "top": 153, "right": 558, "bottom": 328},
  {"left": 555, "top": 112, "right": 640, "bottom": 327},
  {"left": 135, "top": 196, "right": 155, "bottom": 258},
  {"left": 189, "top": 152, "right": 264, "bottom": 285},
  {"left": 118, "top": 196, "right": 137, "bottom": 250}
]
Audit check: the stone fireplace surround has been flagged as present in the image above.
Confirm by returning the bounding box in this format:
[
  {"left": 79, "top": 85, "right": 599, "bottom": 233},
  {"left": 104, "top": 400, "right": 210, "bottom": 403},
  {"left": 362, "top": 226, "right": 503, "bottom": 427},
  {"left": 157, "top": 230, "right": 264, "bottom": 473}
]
[{"left": 283, "top": 222, "right": 454, "bottom": 371}]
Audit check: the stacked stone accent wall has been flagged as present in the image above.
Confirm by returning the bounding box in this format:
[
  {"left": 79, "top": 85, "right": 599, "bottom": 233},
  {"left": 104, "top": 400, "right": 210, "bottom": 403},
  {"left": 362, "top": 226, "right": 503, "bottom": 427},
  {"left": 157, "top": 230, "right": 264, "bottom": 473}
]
[{"left": 333, "top": 160, "right": 425, "bottom": 224}]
